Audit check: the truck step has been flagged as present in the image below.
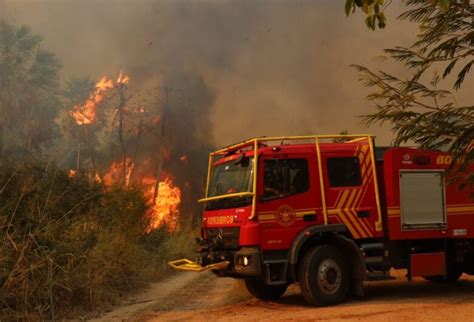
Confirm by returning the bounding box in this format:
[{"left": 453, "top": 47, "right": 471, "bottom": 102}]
[
  {"left": 263, "top": 260, "right": 288, "bottom": 285},
  {"left": 360, "top": 243, "right": 385, "bottom": 251},
  {"left": 365, "top": 256, "right": 385, "bottom": 265},
  {"left": 366, "top": 270, "right": 395, "bottom": 281}
]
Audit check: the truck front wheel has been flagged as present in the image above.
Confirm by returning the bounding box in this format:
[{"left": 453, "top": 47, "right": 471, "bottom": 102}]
[
  {"left": 298, "top": 245, "right": 349, "bottom": 306},
  {"left": 244, "top": 278, "right": 288, "bottom": 301}
]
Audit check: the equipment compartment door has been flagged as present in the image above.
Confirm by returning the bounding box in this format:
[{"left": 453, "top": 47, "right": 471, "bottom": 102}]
[{"left": 400, "top": 171, "right": 446, "bottom": 230}]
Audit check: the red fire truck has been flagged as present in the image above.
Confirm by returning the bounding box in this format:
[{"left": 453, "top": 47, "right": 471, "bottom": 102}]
[{"left": 169, "top": 134, "right": 474, "bottom": 306}]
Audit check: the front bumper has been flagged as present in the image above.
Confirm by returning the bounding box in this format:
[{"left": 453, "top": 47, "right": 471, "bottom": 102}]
[
  {"left": 198, "top": 246, "right": 262, "bottom": 277},
  {"left": 169, "top": 227, "right": 262, "bottom": 277}
]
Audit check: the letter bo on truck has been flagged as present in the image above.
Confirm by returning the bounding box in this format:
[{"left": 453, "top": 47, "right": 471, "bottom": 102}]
[{"left": 169, "top": 134, "right": 474, "bottom": 306}]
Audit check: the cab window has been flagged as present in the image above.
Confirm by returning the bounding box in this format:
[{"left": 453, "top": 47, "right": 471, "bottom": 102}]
[
  {"left": 327, "top": 157, "right": 362, "bottom": 187},
  {"left": 262, "top": 158, "right": 309, "bottom": 200}
]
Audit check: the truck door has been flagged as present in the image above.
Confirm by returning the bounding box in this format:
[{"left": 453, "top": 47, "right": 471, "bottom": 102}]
[
  {"left": 257, "top": 153, "right": 320, "bottom": 250},
  {"left": 323, "top": 144, "right": 381, "bottom": 239}
]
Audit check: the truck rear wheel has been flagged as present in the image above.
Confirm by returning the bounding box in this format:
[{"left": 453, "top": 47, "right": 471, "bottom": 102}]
[
  {"left": 244, "top": 278, "right": 288, "bottom": 301},
  {"left": 298, "top": 245, "right": 349, "bottom": 306}
]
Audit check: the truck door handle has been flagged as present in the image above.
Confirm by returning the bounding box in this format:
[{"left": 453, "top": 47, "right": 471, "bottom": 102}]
[
  {"left": 357, "top": 211, "right": 370, "bottom": 218},
  {"left": 303, "top": 213, "right": 317, "bottom": 222}
]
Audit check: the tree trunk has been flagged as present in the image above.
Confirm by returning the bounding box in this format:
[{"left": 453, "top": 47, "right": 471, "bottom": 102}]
[
  {"left": 129, "top": 119, "right": 143, "bottom": 181},
  {"left": 118, "top": 86, "right": 128, "bottom": 186},
  {"left": 153, "top": 88, "right": 170, "bottom": 202},
  {"left": 76, "top": 142, "right": 81, "bottom": 171}
]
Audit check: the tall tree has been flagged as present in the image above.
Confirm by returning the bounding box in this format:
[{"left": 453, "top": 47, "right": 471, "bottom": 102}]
[
  {"left": 0, "top": 21, "right": 61, "bottom": 157},
  {"left": 350, "top": 0, "right": 473, "bottom": 186},
  {"left": 54, "top": 76, "right": 96, "bottom": 169}
]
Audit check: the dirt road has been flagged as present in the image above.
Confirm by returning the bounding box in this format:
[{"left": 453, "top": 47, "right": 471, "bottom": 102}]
[{"left": 96, "top": 270, "right": 474, "bottom": 321}]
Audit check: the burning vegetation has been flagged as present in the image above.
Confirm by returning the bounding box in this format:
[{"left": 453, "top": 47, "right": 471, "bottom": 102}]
[
  {"left": 143, "top": 175, "right": 182, "bottom": 232},
  {"left": 0, "top": 19, "right": 213, "bottom": 319},
  {"left": 68, "top": 73, "right": 183, "bottom": 232},
  {"left": 69, "top": 76, "right": 114, "bottom": 125}
]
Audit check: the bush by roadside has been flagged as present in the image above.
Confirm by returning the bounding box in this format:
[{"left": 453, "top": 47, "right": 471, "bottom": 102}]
[{"left": 0, "top": 162, "right": 197, "bottom": 320}]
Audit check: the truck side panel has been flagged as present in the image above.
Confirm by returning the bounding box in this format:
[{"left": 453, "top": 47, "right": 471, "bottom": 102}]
[{"left": 383, "top": 148, "right": 474, "bottom": 240}]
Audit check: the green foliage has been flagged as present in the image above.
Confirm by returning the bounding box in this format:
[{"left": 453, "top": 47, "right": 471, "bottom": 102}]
[
  {"left": 0, "top": 21, "right": 61, "bottom": 155},
  {"left": 345, "top": 0, "right": 387, "bottom": 30},
  {"left": 353, "top": 0, "right": 473, "bottom": 187},
  {"left": 0, "top": 163, "right": 196, "bottom": 319},
  {"left": 345, "top": 0, "right": 454, "bottom": 30}
]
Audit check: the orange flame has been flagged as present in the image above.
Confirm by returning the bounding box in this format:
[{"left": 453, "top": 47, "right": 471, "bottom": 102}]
[
  {"left": 69, "top": 76, "right": 114, "bottom": 125},
  {"left": 69, "top": 73, "right": 130, "bottom": 125},
  {"left": 94, "top": 171, "right": 102, "bottom": 183},
  {"left": 143, "top": 176, "right": 181, "bottom": 232},
  {"left": 116, "top": 72, "right": 130, "bottom": 85},
  {"left": 102, "top": 158, "right": 135, "bottom": 187},
  {"left": 68, "top": 169, "right": 77, "bottom": 178},
  {"left": 100, "top": 158, "right": 181, "bottom": 232}
]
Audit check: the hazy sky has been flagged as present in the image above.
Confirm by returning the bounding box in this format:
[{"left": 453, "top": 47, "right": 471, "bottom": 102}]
[{"left": 2, "top": 0, "right": 472, "bottom": 147}]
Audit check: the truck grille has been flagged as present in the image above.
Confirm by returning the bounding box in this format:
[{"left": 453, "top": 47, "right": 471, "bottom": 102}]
[{"left": 206, "top": 227, "right": 240, "bottom": 249}]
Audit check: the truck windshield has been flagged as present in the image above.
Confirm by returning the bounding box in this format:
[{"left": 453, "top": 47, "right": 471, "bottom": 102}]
[{"left": 208, "top": 156, "right": 254, "bottom": 198}]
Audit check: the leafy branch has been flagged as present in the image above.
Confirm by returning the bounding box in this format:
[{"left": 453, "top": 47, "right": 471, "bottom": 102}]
[{"left": 353, "top": 0, "right": 474, "bottom": 188}]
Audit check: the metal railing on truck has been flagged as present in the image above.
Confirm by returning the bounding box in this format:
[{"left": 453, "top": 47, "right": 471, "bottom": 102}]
[{"left": 199, "top": 134, "right": 383, "bottom": 232}]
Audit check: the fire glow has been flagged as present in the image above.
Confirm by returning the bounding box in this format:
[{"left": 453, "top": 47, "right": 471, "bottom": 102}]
[
  {"left": 69, "top": 72, "right": 128, "bottom": 126},
  {"left": 102, "top": 158, "right": 135, "bottom": 187},
  {"left": 68, "top": 72, "right": 182, "bottom": 232},
  {"left": 68, "top": 169, "right": 77, "bottom": 178},
  {"left": 69, "top": 76, "right": 114, "bottom": 125},
  {"left": 100, "top": 159, "right": 182, "bottom": 232},
  {"left": 143, "top": 176, "right": 182, "bottom": 232}
]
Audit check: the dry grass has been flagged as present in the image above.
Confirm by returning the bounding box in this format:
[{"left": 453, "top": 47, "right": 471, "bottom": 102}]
[{"left": 0, "top": 162, "right": 197, "bottom": 320}]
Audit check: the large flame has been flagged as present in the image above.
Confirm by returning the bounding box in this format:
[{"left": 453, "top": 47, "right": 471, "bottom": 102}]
[
  {"left": 69, "top": 72, "right": 180, "bottom": 231},
  {"left": 69, "top": 76, "right": 114, "bottom": 125},
  {"left": 143, "top": 176, "right": 182, "bottom": 232},
  {"left": 69, "top": 73, "right": 129, "bottom": 125},
  {"left": 99, "top": 159, "right": 181, "bottom": 232}
]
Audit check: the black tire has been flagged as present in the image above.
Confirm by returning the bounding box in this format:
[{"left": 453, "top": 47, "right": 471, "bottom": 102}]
[
  {"left": 298, "top": 245, "right": 349, "bottom": 306},
  {"left": 244, "top": 278, "right": 288, "bottom": 301}
]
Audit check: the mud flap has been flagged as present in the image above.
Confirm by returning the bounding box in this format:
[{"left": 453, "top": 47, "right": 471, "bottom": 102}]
[
  {"left": 351, "top": 279, "right": 364, "bottom": 297},
  {"left": 168, "top": 259, "right": 230, "bottom": 272}
]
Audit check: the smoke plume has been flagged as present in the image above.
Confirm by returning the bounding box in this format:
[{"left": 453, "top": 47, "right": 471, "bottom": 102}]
[{"left": 2, "top": 0, "right": 424, "bottom": 146}]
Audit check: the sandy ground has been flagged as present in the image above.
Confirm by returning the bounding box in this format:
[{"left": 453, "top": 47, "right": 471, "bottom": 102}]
[{"left": 94, "top": 270, "right": 474, "bottom": 322}]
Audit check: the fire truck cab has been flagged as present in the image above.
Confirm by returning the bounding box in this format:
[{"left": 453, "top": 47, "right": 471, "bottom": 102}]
[{"left": 170, "top": 134, "right": 474, "bottom": 306}]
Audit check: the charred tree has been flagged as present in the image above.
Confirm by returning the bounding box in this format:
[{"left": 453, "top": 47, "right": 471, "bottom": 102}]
[
  {"left": 117, "top": 84, "right": 128, "bottom": 185},
  {"left": 153, "top": 88, "right": 171, "bottom": 202}
]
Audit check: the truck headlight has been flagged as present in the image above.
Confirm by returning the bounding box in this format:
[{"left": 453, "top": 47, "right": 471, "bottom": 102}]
[{"left": 243, "top": 256, "right": 249, "bottom": 266}]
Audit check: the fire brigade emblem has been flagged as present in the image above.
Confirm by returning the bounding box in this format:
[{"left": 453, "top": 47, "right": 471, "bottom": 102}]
[{"left": 275, "top": 205, "right": 297, "bottom": 227}]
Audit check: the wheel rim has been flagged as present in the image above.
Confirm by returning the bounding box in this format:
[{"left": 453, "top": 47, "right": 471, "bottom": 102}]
[{"left": 317, "top": 258, "right": 342, "bottom": 295}]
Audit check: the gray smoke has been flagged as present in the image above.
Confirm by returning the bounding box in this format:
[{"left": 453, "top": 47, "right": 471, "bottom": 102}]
[{"left": 3, "top": 0, "right": 472, "bottom": 148}]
